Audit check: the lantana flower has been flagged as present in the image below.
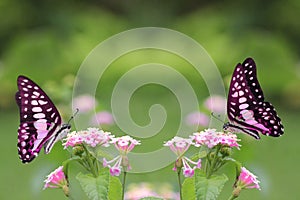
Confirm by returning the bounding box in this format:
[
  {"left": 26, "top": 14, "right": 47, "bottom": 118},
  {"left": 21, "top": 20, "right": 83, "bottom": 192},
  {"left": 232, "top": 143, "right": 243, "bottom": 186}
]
[
  {"left": 164, "top": 136, "right": 201, "bottom": 177},
  {"left": 103, "top": 135, "right": 140, "bottom": 176},
  {"left": 192, "top": 129, "right": 240, "bottom": 149},
  {"left": 236, "top": 167, "right": 261, "bottom": 190},
  {"left": 63, "top": 128, "right": 113, "bottom": 148},
  {"left": 43, "top": 166, "right": 68, "bottom": 195}
]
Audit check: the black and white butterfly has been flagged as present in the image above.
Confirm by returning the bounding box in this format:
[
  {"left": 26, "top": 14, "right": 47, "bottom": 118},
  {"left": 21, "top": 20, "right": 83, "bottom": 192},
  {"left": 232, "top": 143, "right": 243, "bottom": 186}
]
[
  {"left": 16, "top": 75, "right": 71, "bottom": 163},
  {"left": 223, "top": 58, "right": 284, "bottom": 139}
]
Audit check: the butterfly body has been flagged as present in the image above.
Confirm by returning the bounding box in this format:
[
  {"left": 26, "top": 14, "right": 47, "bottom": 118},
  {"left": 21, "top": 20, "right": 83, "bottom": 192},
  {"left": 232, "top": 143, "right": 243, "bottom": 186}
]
[
  {"left": 16, "top": 75, "right": 71, "bottom": 163},
  {"left": 224, "top": 58, "right": 284, "bottom": 139}
]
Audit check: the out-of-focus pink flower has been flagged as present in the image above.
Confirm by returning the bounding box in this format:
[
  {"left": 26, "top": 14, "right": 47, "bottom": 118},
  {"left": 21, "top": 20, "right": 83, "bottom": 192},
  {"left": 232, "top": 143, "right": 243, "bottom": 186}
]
[
  {"left": 63, "top": 128, "right": 113, "bottom": 148},
  {"left": 104, "top": 135, "right": 140, "bottom": 176},
  {"left": 192, "top": 129, "right": 240, "bottom": 149},
  {"left": 204, "top": 95, "right": 226, "bottom": 113},
  {"left": 125, "top": 183, "right": 180, "bottom": 200},
  {"left": 43, "top": 166, "right": 67, "bottom": 190},
  {"left": 73, "top": 94, "right": 97, "bottom": 113},
  {"left": 90, "top": 111, "right": 114, "bottom": 126},
  {"left": 186, "top": 111, "right": 210, "bottom": 127},
  {"left": 125, "top": 183, "right": 161, "bottom": 200},
  {"left": 164, "top": 137, "right": 201, "bottom": 177},
  {"left": 237, "top": 167, "right": 261, "bottom": 190}
]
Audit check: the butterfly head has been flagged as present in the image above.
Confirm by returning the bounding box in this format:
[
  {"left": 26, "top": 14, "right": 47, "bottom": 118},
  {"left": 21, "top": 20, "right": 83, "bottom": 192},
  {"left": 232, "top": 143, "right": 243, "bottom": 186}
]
[
  {"left": 223, "top": 122, "right": 230, "bottom": 131},
  {"left": 61, "top": 123, "right": 71, "bottom": 130}
]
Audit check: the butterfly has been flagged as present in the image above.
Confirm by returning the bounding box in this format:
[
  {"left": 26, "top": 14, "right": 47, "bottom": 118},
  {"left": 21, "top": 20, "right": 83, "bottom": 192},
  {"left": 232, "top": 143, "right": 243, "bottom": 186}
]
[
  {"left": 223, "top": 58, "right": 284, "bottom": 139},
  {"left": 16, "top": 75, "right": 71, "bottom": 163}
]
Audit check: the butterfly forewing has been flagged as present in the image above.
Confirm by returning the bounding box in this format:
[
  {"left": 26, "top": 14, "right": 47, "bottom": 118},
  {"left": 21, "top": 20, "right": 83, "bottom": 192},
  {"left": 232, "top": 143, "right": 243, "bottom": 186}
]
[
  {"left": 226, "top": 58, "right": 284, "bottom": 139},
  {"left": 242, "top": 58, "right": 265, "bottom": 101},
  {"left": 16, "top": 75, "right": 62, "bottom": 163}
]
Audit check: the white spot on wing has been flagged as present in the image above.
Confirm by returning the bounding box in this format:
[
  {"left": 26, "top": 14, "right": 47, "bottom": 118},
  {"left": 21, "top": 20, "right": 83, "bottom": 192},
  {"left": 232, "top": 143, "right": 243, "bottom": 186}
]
[
  {"left": 33, "top": 91, "right": 40, "bottom": 97},
  {"left": 21, "top": 141, "right": 26, "bottom": 147},
  {"left": 33, "top": 113, "right": 46, "bottom": 119},
  {"left": 32, "top": 107, "right": 42, "bottom": 112},
  {"left": 38, "top": 100, "right": 48, "bottom": 105},
  {"left": 22, "top": 149, "right": 26, "bottom": 154},
  {"left": 31, "top": 100, "right": 38, "bottom": 105},
  {"left": 239, "top": 103, "right": 249, "bottom": 109},
  {"left": 239, "top": 97, "right": 247, "bottom": 103}
]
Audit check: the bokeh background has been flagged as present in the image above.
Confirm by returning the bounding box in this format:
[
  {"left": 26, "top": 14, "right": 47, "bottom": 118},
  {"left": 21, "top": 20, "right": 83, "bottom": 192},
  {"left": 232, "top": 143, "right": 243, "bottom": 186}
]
[{"left": 1, "top": 0, "right": 300, "bottom": 199}]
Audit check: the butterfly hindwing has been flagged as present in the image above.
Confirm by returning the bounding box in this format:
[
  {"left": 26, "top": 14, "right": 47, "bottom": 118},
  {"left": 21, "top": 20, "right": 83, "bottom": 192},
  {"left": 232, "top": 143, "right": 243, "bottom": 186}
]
[
  {"left": 226, "top": 58, "right": 284, "bottom": 139},
  {"left": 16, "top": 75, "right": 62, "bottom": 163}
]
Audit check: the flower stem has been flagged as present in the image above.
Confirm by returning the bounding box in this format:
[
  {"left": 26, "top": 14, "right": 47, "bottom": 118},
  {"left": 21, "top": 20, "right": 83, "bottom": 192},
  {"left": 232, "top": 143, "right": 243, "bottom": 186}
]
[
  {"left": 228, "top": 186, "right": 241, "bottom": 200},
  {"left": 177, "top": 169, "right": 182, "bottom": 200},
  {"left": 82, "top": 145, "right": 98, "bottom": 177},
  {"left": 122, "top": 171, "right": 127, "bottom": 200},
  {"left": 207, "top": 145, "right": 221, "bottom": 178},
  {"left": 227, "top": 194, "right": 238, "bottom": 200}
]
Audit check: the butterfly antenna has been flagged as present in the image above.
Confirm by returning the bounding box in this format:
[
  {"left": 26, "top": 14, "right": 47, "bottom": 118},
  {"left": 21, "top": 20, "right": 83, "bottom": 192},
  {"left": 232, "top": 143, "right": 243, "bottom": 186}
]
[
  {"left": 67, "top": 108, "right": 79, "bottom": 124},
  {"left": 211, "top": 112, "right": 225, "bottom": 123}
]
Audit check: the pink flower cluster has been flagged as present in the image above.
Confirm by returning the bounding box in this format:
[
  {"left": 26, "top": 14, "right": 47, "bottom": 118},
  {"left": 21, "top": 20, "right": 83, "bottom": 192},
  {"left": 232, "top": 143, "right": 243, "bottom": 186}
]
[
  {"left": 63, "top": 128, "right": 113, "bottom": 148},
  {"left": 164, "top": 136, "right": 194, "bottom": 157},
  {"left": 43, "top": 166, "right": 67, "bottom": 189},
  {"left": 111, "top": 135, "right": 141, "bottom": 154},
  {"left": 164, "top": 137, "right": 201, "bottom": 177},
  {"left": 104, "top": 135, "right": 141, "bottom": 176},
  {"left": 191, "top": 129, "right": 240, "bottom": 149},
  {"left": 237, "top": 167, "right": 261, "bottom": 190}
]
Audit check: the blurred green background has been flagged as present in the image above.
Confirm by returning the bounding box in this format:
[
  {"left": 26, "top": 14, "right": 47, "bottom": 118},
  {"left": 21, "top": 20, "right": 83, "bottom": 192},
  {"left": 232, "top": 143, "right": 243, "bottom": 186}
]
[{"left": 1, "top": 0, "right": 300, "bottom": 199}]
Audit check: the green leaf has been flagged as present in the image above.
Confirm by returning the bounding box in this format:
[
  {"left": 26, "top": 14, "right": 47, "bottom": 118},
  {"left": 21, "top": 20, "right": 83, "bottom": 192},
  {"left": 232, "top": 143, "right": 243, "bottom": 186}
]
[
  {"left": 107, "top": 174, "right": 122, "bottom": 200},
  {"left": 62, "top": 156, "right": 82, "bottom": 176},
  {"left": 182, "top": 177, "right": 196, "bottom": 200},
  {"left": 140, "top": 197, "right": 164, "bottom": 200},
  {"left": 194, "top": 170, "right": 228, "bottom": 200},
  {"left": 223, "top": 158, "right": 242, "bottom": 180},
  {"left": 191, "top": 150, "right": 208, "bottom": 161},
  {"left": 76, "top": 169, "right": 122, "bottom": 200},
  {"left": 86, "top": 145, "right": 114, "bottom": 161}
]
